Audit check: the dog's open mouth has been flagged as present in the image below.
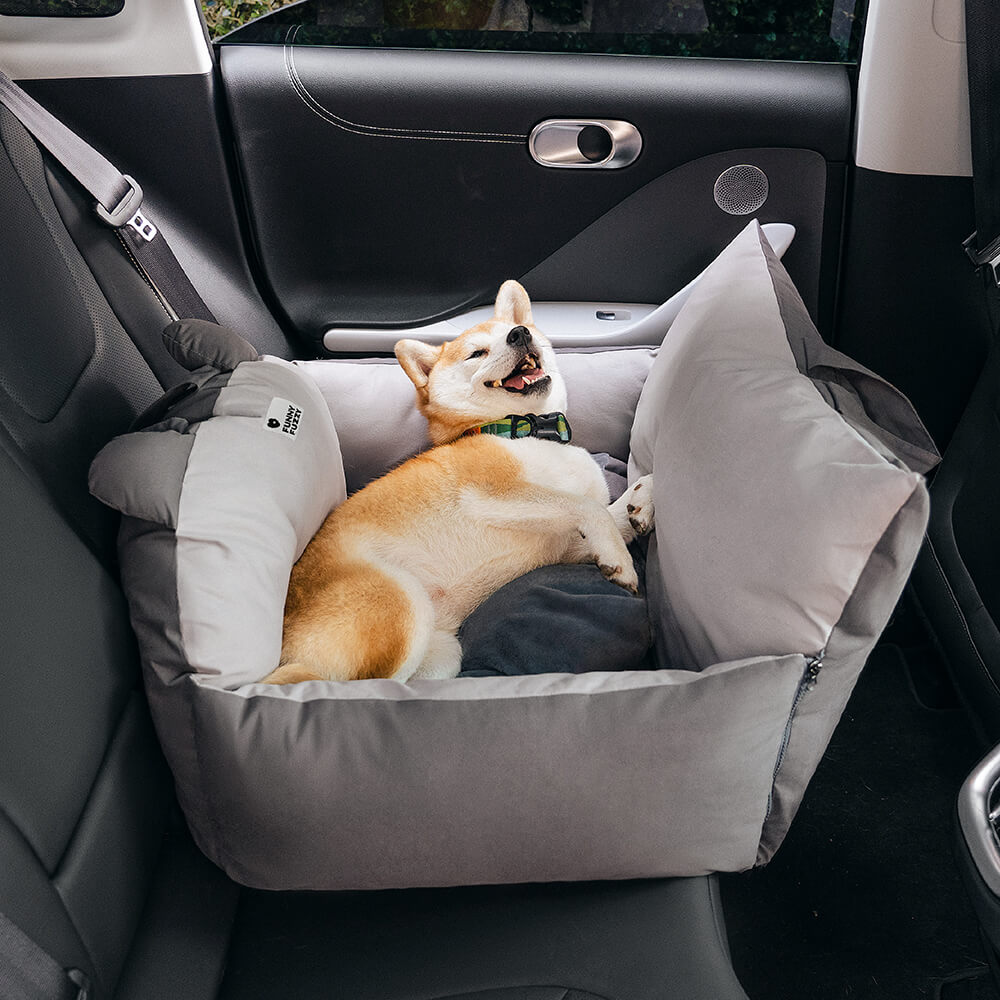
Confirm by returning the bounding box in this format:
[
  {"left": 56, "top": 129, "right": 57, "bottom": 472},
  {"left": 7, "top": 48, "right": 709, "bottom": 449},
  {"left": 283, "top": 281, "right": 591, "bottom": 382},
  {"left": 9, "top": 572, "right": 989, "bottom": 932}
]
[{"left": 485, "top": 354, "right": 551, "bottom": 394}]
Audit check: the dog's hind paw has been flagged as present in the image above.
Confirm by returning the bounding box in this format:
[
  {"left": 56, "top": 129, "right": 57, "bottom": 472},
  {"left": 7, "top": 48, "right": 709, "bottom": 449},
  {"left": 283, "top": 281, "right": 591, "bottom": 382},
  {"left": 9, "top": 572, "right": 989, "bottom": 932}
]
[{"left": 625, "top": 476, "right": 655, "bottom": 537}]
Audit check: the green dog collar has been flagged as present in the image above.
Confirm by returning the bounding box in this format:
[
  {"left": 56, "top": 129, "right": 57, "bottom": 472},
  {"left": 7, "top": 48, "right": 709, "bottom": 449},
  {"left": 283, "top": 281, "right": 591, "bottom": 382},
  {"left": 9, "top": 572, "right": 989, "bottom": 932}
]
[{"left": 464, "top": 412, "right": 572, "bottom": 443}]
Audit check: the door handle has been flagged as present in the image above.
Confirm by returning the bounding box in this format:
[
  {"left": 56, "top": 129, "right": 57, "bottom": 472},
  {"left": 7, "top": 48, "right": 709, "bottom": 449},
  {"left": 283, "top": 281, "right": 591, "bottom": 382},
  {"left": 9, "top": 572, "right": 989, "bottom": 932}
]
[{"left": 528, "top": 119, "right": 642, "bottom": 169}]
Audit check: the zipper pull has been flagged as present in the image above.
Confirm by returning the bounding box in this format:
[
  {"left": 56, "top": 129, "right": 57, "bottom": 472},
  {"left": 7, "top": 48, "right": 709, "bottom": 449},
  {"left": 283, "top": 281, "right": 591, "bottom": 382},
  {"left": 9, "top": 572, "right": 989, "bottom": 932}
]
[{"left": 803, "top": 649, "right": 825, "bottom": 690}]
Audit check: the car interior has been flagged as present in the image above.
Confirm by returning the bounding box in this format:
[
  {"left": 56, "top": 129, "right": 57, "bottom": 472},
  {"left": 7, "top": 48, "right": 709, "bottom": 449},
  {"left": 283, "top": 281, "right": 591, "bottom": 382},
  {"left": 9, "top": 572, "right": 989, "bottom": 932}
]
[{"left": 4, "top": 0, "right": 1000, "bottom": 997}]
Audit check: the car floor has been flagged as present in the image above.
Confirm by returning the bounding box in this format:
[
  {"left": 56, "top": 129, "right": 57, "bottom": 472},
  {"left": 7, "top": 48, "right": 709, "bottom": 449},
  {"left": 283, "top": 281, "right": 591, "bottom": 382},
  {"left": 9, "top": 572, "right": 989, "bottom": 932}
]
[{"left": 721, "top": 600, "right": 999, "bottom": 1000}]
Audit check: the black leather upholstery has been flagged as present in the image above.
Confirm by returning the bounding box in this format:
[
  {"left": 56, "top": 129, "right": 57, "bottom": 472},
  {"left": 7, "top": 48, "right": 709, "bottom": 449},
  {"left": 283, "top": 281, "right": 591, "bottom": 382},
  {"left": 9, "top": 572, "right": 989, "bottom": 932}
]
[
  {"left": 0, "top": 440, "right": 173, "bottom": 996},
  {"left": 914, "top": 344, "right": 1000, "bottom": 743},
  {"left": 114, "top": 830, "right": 750, "bottom": 1000},
  {"left": 0, "top": 107, "right": 164, "bottom": 559},
  {"left": 0, "top": 106, "right": 174, "bottom": 997},
  {"left": 220, "top": 874, "right": 746, "bottom": 1000}
]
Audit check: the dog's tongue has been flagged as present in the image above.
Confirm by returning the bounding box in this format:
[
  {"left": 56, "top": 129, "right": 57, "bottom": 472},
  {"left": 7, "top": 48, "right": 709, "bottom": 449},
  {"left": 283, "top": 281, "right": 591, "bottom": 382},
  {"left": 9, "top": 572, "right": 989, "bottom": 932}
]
[{"left": 502, "top": 368, "right": 546, "bottom": 391}]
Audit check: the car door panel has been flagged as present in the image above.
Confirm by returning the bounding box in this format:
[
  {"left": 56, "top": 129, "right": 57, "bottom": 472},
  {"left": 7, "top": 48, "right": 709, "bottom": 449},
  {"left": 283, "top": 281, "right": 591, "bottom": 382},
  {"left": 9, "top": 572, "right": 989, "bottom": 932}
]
[
  {"left": 318, "top": 220, "right": 796, "bottom": 352},
  {"left": 219, "top": 43, "right": 851, "bottom": 348}
]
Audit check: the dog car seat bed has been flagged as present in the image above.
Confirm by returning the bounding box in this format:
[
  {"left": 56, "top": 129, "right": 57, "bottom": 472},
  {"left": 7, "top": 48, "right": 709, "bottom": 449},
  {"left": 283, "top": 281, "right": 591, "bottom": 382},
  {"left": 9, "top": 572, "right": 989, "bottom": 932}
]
[{"left": 89, "top": 221, "right": 939, "bottom": 891}]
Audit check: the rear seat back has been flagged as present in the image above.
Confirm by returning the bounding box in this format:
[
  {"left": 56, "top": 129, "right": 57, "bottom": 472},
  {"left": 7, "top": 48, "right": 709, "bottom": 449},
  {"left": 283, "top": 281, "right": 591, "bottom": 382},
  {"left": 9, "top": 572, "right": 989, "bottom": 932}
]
[
  {"left": 0, "top": 440, "right": 172, "bottom": 997},
  {"left": 0, "top": 104, "right": 208, "bottom": 997},
  {"left": 0, "top": 106, "right": 165, "bottom": 559}
]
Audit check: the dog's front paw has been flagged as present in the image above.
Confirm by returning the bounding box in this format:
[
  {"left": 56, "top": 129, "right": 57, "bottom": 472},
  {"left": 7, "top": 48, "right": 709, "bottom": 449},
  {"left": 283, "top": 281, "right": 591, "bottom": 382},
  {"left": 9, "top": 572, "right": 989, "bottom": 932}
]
[
  {"left": 599, "top": 559, "right": 639, "bottom": 595},
  {"left": 626, "top": 476, "right": 655, "bottom": 537}
]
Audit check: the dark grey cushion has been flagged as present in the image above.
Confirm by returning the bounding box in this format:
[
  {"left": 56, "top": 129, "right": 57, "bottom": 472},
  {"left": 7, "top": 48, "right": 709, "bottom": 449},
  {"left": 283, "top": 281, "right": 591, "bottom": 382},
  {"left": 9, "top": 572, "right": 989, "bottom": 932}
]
[{"left": 459, "top": 545, "right": 653, "bottom": 677}]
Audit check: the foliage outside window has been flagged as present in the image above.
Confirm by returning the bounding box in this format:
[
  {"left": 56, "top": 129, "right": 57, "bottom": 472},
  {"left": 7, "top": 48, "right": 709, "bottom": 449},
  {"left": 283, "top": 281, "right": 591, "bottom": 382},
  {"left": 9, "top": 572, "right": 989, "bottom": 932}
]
[
  {"left": 205, "top": 0, "right": 865, "bottom": 63},
  {"left": 201, "top": 0, "right": 299, "bottom": 37}
]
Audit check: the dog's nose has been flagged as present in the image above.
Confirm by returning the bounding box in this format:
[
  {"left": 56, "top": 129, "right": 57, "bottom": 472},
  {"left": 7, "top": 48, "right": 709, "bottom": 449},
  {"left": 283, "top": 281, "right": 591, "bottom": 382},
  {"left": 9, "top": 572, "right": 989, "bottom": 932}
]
[{"left": 507, "top": 325, "right": 531, "bottom": 348}]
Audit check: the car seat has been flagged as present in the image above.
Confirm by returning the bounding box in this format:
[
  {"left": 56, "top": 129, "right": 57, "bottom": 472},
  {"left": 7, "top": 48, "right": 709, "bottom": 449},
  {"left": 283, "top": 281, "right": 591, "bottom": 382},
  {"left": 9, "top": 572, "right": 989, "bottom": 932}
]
[{"left": 0, "top": 89, "right": 751, "bottom": 1000}]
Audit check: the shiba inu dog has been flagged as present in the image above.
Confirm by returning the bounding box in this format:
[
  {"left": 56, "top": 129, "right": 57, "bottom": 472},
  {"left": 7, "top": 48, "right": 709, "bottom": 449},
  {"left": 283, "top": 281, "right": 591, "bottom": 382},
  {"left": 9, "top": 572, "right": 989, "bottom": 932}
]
[{"left": 264, "top": 280, "right": 654, "bottom": 684}]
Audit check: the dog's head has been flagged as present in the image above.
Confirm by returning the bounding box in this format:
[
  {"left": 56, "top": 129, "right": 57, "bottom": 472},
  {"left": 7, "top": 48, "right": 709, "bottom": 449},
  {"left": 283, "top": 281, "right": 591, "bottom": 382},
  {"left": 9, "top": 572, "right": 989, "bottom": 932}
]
[{"left": 395, "top": 280, "right": 567, "bottom": 444}]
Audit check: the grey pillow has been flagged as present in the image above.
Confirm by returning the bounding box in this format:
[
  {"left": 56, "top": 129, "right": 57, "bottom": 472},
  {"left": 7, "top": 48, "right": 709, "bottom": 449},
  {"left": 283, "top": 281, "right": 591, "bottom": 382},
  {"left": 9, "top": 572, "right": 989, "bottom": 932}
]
[
  {"left": 629, "top": 220, "right": 936, "bottom": 671},
  {"left": 624, "top": 220, "right": 937, "bottom": 862}
]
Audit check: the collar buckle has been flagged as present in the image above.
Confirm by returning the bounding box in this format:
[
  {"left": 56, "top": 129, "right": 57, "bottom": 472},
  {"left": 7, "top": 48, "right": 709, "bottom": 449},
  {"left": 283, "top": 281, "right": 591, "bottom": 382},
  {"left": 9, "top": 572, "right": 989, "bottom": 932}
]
[{"left": 508, "top": 412, "right": 572, "bottom": 443}]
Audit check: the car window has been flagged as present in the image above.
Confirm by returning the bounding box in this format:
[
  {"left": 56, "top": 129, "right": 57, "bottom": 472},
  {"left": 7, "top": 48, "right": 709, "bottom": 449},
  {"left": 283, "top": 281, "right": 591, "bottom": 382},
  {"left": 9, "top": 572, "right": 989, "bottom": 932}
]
[
  {"left": 0, "top": 0, "right": 123, "bottom": 13},
  {"left": 213, "top": 0, "right": 866, "bottom": 62}
]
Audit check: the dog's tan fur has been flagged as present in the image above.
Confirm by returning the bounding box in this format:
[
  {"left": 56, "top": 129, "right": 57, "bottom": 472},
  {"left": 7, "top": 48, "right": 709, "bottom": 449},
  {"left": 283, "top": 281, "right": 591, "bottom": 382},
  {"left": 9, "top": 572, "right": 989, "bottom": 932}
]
[{"left": 265, "top": 280, "right": 653, "bottom": 684}]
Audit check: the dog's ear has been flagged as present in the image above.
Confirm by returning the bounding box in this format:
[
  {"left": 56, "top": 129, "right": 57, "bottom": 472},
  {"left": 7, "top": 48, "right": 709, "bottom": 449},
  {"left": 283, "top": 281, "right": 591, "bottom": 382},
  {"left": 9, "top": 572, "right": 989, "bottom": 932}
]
[
  {"left": 395, "top": 339, "right": 441, "bottom": 389},
  {"left": 494, "top": 280, "right": 533, "bottom": 327}
]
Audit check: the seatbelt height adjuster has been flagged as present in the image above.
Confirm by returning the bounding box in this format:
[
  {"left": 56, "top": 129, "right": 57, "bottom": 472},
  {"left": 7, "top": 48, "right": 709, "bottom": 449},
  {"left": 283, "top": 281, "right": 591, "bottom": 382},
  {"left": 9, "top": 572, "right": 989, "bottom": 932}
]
[{"left": 964, "top": 230, "right": 1000, "bottom": 287}]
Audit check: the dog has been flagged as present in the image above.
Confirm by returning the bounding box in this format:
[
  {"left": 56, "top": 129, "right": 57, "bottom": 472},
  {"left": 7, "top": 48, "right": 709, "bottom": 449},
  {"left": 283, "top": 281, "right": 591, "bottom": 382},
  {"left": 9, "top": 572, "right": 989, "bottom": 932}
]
[{"left": 263, "top": 280, "right": 654, "bottom": 684}]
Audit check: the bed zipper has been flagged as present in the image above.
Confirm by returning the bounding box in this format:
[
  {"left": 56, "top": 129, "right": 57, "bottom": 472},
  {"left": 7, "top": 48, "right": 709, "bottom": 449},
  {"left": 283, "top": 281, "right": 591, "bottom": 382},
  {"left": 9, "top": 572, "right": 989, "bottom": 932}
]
[{"left": 766, "top": 650, "right": 825, "bottom": 817}]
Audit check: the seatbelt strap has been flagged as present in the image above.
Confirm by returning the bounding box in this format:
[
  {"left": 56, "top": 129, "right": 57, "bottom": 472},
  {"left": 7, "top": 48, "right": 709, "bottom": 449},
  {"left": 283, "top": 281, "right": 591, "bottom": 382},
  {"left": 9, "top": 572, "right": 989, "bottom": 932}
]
[
  {"left": 962, "top": 0, "right": 1000, "bottom": 299},
  {"left": 0, "top": 911, "right": 91, "bottom": 1000},
  {"left": 0, "top": 70, "right": 216, "bottom": 323}
]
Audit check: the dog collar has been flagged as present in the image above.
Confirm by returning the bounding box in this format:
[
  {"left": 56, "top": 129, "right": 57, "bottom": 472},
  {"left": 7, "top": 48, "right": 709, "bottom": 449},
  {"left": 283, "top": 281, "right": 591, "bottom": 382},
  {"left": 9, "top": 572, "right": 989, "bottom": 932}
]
[{"left": 464, "top": 412, "right": 572, "bottom": 443}]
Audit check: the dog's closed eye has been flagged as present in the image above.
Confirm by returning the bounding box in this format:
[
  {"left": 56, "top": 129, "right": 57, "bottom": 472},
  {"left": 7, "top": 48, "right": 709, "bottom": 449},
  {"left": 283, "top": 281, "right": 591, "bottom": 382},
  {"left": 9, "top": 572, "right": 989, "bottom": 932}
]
[{"left": 468, "top": 349, "right": 488, "bottom": 360}]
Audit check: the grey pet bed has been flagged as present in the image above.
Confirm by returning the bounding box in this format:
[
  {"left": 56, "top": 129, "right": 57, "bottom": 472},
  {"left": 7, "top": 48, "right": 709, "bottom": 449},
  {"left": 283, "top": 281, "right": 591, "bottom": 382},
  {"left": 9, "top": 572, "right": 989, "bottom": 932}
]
[{"left": 90, "top": 222, "right": 938, "bottom": 891}]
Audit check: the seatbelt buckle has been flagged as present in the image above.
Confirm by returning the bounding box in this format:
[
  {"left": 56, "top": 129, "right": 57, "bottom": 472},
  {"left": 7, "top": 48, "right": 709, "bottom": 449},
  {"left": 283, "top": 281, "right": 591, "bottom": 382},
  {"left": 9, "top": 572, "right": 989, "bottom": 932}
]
[
  {"left": 964, "top": 230, "right": 1000, "bottom": 287},
  {"left": 94, "top": 173, "right": 143, "bottom": 229}
]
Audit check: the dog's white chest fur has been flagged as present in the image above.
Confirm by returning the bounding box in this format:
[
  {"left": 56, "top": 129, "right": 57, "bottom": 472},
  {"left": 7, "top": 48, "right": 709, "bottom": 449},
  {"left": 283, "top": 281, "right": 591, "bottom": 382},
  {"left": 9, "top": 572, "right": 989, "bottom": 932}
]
[{"left": 495, "top": 437, "right": 611, "bottom": 498}]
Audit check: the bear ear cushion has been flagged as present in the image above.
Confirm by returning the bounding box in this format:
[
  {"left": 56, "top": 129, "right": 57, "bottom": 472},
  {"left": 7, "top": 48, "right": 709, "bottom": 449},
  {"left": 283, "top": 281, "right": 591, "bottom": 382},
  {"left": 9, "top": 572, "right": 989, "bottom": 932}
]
[
  {"left": 88, "top": 429, "right": 192, "bottom": 528},
  {"left": 163, "top": 318, "right": 259, "bottom": 374}
]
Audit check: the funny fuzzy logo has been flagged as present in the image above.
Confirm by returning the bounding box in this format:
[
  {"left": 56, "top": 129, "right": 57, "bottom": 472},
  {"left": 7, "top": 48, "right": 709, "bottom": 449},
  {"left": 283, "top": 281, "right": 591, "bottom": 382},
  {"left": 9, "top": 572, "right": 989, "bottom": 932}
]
[{"left": 262, "top": 397, "right": 303, "bottom": 439}]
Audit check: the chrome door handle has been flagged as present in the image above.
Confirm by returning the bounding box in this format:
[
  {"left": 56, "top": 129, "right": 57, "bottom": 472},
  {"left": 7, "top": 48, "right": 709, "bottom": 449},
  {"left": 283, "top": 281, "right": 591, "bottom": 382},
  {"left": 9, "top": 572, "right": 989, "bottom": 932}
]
[{"left": 528, "top": 119, "right": 642, "bottom": 169}]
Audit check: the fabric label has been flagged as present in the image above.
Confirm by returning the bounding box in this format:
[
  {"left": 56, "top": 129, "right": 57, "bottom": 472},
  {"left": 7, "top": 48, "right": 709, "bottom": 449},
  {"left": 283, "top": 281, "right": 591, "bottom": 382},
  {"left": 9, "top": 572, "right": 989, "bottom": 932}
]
[{"left": 262, "top": 397, "right": 302, "bottom": 439}]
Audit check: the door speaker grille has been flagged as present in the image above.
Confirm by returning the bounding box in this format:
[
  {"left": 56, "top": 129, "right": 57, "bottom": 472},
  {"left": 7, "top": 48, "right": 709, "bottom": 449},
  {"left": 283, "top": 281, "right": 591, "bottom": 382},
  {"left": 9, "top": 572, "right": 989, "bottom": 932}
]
[{"left": 713, "top": 164, "right": 769, "bottom": 215}]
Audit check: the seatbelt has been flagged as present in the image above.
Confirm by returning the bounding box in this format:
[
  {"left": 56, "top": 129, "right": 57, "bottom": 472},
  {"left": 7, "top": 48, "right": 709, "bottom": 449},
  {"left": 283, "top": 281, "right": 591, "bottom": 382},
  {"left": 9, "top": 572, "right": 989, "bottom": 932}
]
[
  {"left": 0, "top": 70, "right": 216, "bottom": 324},
  {"left": 962, "top": 0, "right": 1000, "bottom": 322},
  {"left": 0, "top": 911, "right": 91, "bottom": 1000}
]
